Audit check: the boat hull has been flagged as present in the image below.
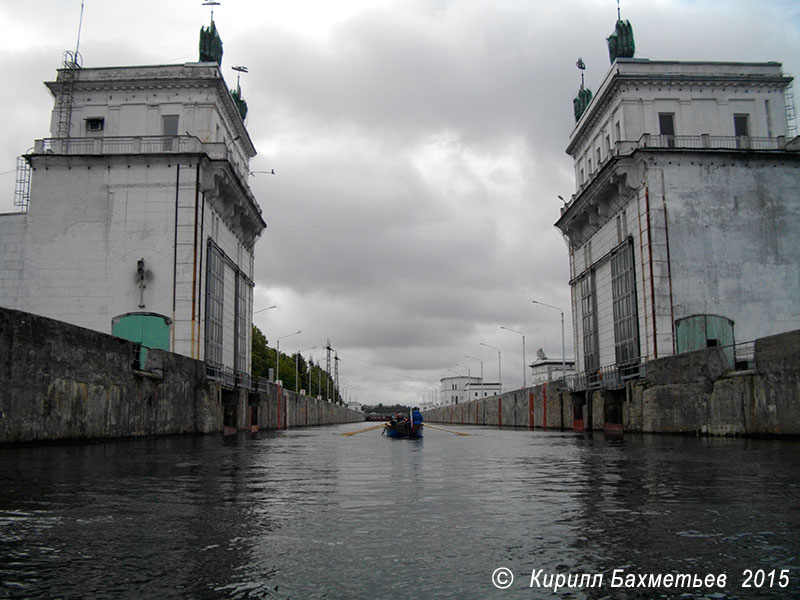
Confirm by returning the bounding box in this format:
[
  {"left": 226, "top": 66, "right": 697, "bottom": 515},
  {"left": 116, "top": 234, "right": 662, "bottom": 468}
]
[{"left": 384, "top": 422, "right": 423, "bottom": 439}]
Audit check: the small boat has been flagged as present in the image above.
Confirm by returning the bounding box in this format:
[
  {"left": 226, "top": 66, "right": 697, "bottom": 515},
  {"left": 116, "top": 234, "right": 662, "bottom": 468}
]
[{"left": 383, "top": 420, "right": 423, "bottom": 439}]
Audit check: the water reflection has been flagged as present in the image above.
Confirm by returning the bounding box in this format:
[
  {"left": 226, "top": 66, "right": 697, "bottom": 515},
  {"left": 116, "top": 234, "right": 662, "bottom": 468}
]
[{"left": 0, "top": 429, "right": 798, "bottom": 599}]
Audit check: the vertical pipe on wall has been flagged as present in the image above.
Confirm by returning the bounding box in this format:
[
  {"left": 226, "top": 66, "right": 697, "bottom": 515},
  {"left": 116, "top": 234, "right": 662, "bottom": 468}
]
[
  {"left": 637, "top": 179, "right": 650, "bottom": 362},
  {"left": 190, "top": 164, "right": 200, "bottom": 358},
  {"left": 498, "top": 397, "right": 502, "bottom": 429},
  {"left": 172, "top": 164, "right": 180, "bottom": 351},
  {"left": 196, "top": 190, "right": 206, "bottom": 358},
  {"left": 661, "top": 170, "right": 676, "bottom": 354},
  {"left": 644, "top": 180, "right": 658, "bottom": 359},
  {"left": 529, "top": 391, "right": 534, "bottom": 430},
  {"left": 543, "top": 384, "right": 548, "bottom": 431}
]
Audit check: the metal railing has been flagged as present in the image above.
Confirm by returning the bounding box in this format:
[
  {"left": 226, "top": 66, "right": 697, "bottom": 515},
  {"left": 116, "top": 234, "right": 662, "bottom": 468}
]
[
  {"left": 205, "top": 361, "right": 276, "bottom": 393},
  {"left": 34, "top": 135, "right": 225, "bottom": 157},
  {"left": 559, "top": 339, "right": 758, "bottom": 393},
  {"left": 255, "top": 376, "right": 271, "bottom": 393},
  {"left": 205, "top": 361, "right": 238, "bottom": 389},
  {"left": 731, "top": 341, "right": 755, "bottom": 371},
  {"left": 559, "top": 360, "right": 646, "bottom": 393},
  {"left": 623, "top": 133, "right": 787, "bottom": 154},
  {"left": 31, "top": 135, "right": 250, "bottom": 181}
]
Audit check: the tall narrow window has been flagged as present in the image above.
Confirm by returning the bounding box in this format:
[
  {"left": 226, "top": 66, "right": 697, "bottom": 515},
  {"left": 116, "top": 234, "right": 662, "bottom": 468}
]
[
  {"left": 611, "top": 241, "right": 639, "bottom": 368},
  {"left": 162, "top": 115, "right": 179, "bottom": 151},
  {"left": 659, "top": 113, "right": 675, "bottom": 148},
  {"left": 205, "top": 242, "right": 225, "bottom": 367},
  {"left": 584, "top": 240, "right": 592, "bottom": 271},
  {"left": 621, "top": 209, "right": 627, "bottom": 238},
  {"left": 581, "top": 272, "right": 599, "bottom": 375},
  {"left": 764, "top": 100, "right": 772, "bottom": 138},
  {"left": 734, "top": 114, "right": 750, "bottom": 148},
  {"left": 234, "top": 273, "right": 251, "bottom": 373}
]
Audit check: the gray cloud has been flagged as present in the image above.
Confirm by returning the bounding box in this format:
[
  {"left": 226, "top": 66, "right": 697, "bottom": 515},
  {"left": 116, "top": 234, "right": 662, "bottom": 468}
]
[{"left": 2, "top": 1, "right": 798, "bottom": 405}]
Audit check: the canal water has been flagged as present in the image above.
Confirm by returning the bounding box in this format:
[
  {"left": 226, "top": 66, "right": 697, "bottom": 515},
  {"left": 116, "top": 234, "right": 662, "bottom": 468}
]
[{"left": 1, "top": 425, "right": 798, "bottom": 599}]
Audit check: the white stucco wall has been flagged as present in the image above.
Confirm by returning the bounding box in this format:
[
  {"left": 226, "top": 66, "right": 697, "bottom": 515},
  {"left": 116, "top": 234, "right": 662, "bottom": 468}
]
[
  {"left": 658, "top": 156, "right": 800, "bottom": 343},
  {"left": 0, "top": 63, "right": 264, "bottom": 374},
  {"left": 569, "top": 60, "right": 791, "bottom": 193}
]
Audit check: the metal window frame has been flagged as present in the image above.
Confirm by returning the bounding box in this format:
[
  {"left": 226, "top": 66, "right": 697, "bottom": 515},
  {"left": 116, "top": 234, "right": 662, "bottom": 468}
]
[
  {"left": 611, "top": 241, "right": 640, "bottom": 367},
  {"left": 580, "top": 270, "right": 599, "bottom": 374},
  {"left": 204, "top": 241, "right": 225, "bottom": 367}
]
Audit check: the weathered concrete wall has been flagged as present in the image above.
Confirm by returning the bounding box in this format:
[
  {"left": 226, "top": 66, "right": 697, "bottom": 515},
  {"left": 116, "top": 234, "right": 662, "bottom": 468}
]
[
  {"left": 0, "top": 307, "right": 222, "bottom": 443},
  {"left": 632, "top": 329, "right": 800, "bottom": 436},
  {"left": 0, "top": 307, "right": 363, "bottom": 443},
  {"left": 748, "top": 329, "right": 800, "bottom": 435},
  {"left": 423, "top": 382, "right": 574, "bottom": 431},
  {"left": 248, "top": 382, "right": 363, "bottom": 432},
  {"left": 425, "top": 330, "right": 800, "bottom": 437}
]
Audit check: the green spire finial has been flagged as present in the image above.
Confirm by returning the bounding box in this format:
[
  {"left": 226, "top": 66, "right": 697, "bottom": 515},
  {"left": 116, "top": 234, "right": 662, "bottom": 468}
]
[
  {"left": 199, "top": 2, "right": 223, "bottom": 65},
  {"left": 607, "top": 2, "right": 635, "bottom": 64},
  {"left": 573, "top": 58, "right": 593, "bottom": 122},
  {"left": 231, "top": 65, "right": 249, "bottom": 120}
]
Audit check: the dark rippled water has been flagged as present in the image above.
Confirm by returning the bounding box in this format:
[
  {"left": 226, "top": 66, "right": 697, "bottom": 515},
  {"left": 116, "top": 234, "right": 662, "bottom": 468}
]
[{"left": 1, "top": 426, "right": 799, "bottom": 599}]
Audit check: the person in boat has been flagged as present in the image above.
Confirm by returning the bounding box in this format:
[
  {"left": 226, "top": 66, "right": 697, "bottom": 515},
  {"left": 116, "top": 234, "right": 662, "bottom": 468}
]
[{"left": 411, "top": 407, "right": 423, "bottom": 427}]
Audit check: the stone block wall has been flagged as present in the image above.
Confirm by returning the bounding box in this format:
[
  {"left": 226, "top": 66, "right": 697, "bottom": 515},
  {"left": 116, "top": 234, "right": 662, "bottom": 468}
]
[
  {"left": 0, "top": 307, "right": 363, "bottom": 444},
  {"left": 632, "top": 329, "right": 800, "bottom": 436},
  {"left": 0, "top": 307, "right": 221, "bottom": 443},
  {"left": 423, "top": 382, "right": 573, "bottom": 431},
  {"left": 425, "top": 330, "right": 799, "bottom": 437}
]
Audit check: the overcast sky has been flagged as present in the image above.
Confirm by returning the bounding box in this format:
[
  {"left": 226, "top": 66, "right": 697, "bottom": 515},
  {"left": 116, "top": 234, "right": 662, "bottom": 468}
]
[{"left": 1, "top": 0, "right": 799, "bottom": 407}]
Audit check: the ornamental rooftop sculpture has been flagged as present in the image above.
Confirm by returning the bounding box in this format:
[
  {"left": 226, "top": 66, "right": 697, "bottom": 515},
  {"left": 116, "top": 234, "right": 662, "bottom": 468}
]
[{"left": 199, "top": 18, "right": 223, "bottom": 65}]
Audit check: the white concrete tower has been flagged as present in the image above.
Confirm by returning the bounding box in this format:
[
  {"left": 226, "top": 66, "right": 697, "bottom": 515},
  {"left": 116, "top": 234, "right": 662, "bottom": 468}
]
[{"left": 0, "top": 16, "right": 267, "bottom": 377}]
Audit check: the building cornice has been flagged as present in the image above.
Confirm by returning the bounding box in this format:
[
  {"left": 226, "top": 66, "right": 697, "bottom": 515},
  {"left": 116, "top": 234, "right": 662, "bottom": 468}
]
[
  {"left": 47, "top": 63, "right": 257, "bottom": 158},
  {"left": 556, "top": 143, "right": 800, "bottom": 249},
  {"left": 201, "top": 158, "right": 267, "bottom": 250},
  {"left": 566, "top": 59, "right": 792, "bottom": 156},
  {"left": 555, "top": 153, "right": 643, "bottom": 248}
]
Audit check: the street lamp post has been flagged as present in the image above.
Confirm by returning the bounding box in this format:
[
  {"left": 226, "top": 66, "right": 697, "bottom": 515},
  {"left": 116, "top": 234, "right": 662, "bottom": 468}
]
[
  {"left": 464, "top": 355, "right": 484, "bottom": 382},
  {"left": 500, "top": 326, "right": 527, "bottom": 389},
  {"left": 532, "top": 300, "right": 566, "bottom": 379},
  {"left": 276, "top": 330, "right": 301, "bottom": 384},
  {"left": 253, "top": 305, "right": 277, "bottom": 315},
  {"left": 480, "top": 342, "right": 502, "bottom": 393},
  {"left": 296, "top": 346, "right": 317, "bottom": 393},
  {"left": 454, "top": 363, "right": 472, "bottom": 404}
]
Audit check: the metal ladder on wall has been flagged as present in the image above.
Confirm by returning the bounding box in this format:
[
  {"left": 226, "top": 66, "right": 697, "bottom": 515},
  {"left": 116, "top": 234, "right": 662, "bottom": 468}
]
[
  {"left": 786, "top": 80, "right": 797, "bottom": 138},
  {"left": 56, "top": 50, "right": 81, "bottom": 139},
  {"left": 13, "top": 155, "right": 31, "bottom": 212}
]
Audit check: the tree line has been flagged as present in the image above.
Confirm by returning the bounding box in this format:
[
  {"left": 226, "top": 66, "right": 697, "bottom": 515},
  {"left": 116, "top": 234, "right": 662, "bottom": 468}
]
[
  {"left": 362, "top": 404, "right": 410, "bottom": 416},
  {"left": 251, "top": 325, "right": 342, "bottom": 404}
]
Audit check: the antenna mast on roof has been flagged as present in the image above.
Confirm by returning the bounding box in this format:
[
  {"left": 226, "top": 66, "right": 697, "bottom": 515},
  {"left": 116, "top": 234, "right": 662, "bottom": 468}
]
[
  {"left": 74, "top": 0, "right": 85, "bottom": 62},
  {"left": 203, "top": 0, "right": 220, "bottom": 21},
  {"left": 57, "top": 0, "right": 85, "bottom": 138},
  {"left": 63, "top": 0, "right": 84, "bottom": 68}
]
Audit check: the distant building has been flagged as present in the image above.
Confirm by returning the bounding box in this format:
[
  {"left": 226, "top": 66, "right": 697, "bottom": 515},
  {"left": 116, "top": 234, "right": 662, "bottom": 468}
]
[
  {"left": 439, "top": 375, "right": 500, "bottom": 405},
  {"left": 465, "top": 380, "right": 502, "bottom": 401},
  {"left": 529, "top": 348, "right": 575, "bottom": 386},
  {"left": 556, "top": 15, "right": 800, "bottom": 392},
  {"left": 0, "top": 18, "right": 266, "bottom": 378}
]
